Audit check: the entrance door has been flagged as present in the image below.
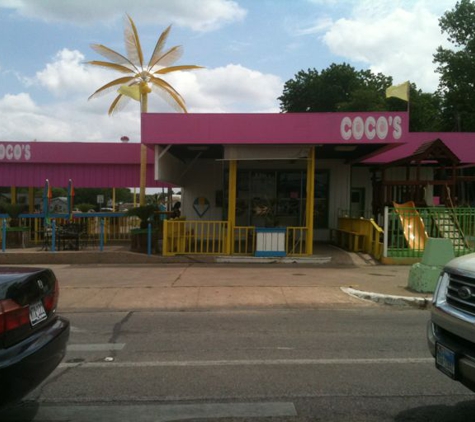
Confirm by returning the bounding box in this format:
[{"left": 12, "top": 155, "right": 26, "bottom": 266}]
[{"left": 350, "top": 188, "right": 365, "bottom": 218}]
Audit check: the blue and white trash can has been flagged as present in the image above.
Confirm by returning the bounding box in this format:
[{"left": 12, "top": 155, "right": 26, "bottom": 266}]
[{"left": 255, "top": 227, "right": 286, "bottom": 257}]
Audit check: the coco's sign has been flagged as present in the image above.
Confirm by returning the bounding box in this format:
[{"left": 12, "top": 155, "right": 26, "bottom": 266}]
[
  {"left": 0, "top": 143, "right": 31, "bottom": 161},
  {"left": 340, "top": 115, "right": 403, "bottom": 141}
]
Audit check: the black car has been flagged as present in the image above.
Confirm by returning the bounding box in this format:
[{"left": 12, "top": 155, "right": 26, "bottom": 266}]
[{"left": 0, "top": 267, "right": 69, "bottom": 407}]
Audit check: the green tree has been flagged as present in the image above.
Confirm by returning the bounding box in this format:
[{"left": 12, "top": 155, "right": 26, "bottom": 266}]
[
  {"left": 278, "top": 63, "right": 392, "bottom": 113},
  {"left": 405, "top": 88, "right": 445, "bottom": 132},
  {"left": 87, "top": 15, "right": 202, "bottom": 206},
  {"left": 434, "top": 0, "right": 475, "bottom": 131},
  {"left": 73, "top": 188, "right": 133, "bottom": 208},
  {"left": 279, "top": 64, "right": 443, "bottom": 131}
]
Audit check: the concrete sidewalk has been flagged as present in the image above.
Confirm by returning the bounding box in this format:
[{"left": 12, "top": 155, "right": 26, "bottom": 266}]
[{"left": 0, "top": 244, "right": 433, "bottom": 311}]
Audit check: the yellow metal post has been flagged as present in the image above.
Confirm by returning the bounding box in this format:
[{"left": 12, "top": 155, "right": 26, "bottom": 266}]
[
  {"left": 305, "top": 147, "right": 315, "bottom": 255},
  {"left": 163, "top": 220, "right": 171, "bottom": 256},
  {"left": 139, "top": 144, "right": 147, "bottom": 206},
  {"left": 226, "top": 160, "right": 237, "bottom": 254}
]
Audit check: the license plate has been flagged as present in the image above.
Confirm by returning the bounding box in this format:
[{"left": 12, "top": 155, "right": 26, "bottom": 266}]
[
  {"left": 29, "top": 301, "right": 47, "bottom": 326},
  {"left": 436, "top": 343, "right": 457, "bottom": 379}
]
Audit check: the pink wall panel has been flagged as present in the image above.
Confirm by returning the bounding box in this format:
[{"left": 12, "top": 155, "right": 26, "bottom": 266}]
[
  {"left": 0, "top": 163, "right": 171, "bottom": 188},
  {"left": 0, "top": 142, "right": 154, "bottom": 164},
  {"left": 0, "top": 142, "right": 172, "bottom": 188}
]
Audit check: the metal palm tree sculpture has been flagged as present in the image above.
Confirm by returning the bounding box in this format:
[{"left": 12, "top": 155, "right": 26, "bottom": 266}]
[{"left": 87, "top": 15, "right": 202, "bottom": 204}]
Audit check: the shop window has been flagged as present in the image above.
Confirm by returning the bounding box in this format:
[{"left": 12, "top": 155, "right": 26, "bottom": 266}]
[{"left": 223, "top": 168, "right": 329, "bottom": 229}]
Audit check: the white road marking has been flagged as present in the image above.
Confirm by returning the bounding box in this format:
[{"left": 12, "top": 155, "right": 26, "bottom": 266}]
[
  {"left": 59, "top": 357, "right": 433, "bottom": 368},
  {"left": 3, "top": 402, "right": 297, "bottom": 421},
  {"left": 69, "top": 326, "right": 88, "bottom": 333},
  {"left": 67, "top": 343, "right": 125, "bottom": 352}
]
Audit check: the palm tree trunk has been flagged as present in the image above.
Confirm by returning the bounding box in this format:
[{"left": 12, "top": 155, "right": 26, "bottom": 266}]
[{"left": 139, "top": 93, "right": 148, "bottom": 206}]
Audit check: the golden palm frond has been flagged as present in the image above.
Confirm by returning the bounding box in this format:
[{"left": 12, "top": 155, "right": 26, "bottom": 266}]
[
  {"left": 88, "top": 76, "right": 136, "bottom": 100},
  {"left": 150, "top": 45, "right": 183, "bottom": 70},
  {"left": 155, "top": 65, "right": 203, "bottom": 75},
  {"left": 108, "top": 94, "right": 132, "bottom": 115},
  {"left": 148, "top": 25, "right": 172, "bottom": 68},
  {"left": 124, "top": 14, "right": 144, "bottom": 68},
  {"left": 88, "top": 15, "right": 202, "bottom": 115},
  {"left": 90, "top": 44, "right": 136, "bottom": 69},
  {"left": 150, "top": 77, "right": 187, "bottom": 111},
  {"left": 150, "top": 81, "right": 186, "bottom": 113},
  {"left": 87, "top": 61, "right": 135, "bottom": 74}
]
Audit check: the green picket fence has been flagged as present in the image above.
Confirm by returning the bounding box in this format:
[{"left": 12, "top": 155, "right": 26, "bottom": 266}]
[{"left": 386, "top": 206, "right": 475, "bottom": 258}]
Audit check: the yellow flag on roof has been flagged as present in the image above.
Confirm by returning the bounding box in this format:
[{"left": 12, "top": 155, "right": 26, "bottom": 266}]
[
  {"left": 118, "top": 85, "right": 141, "bottom": 101},
  {"left": 386, "top": 81, "right": 410, "bottom": 102}
]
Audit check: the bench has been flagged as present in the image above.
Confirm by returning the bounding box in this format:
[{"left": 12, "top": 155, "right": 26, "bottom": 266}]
[{"left": 330, "top": 228, "right": 365, "bottom": 252}]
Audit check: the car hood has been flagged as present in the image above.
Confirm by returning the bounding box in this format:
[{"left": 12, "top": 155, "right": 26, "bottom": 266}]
[{"left": 445, "top": 253, "right": 475, "bottom": 277}]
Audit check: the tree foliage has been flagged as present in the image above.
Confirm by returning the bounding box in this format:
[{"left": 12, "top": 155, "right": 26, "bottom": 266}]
[
  {"left": 73, "top": 188, "right": 133, "bottom": 208},
  {"left": 278, "top": 63, "right": 444, "bottom": 132},
  {"left": 434, "top": 0, "right": 475, "bottom": 131},
  {"left": 278, "top": 63, "right": 392, "bottom": 113}
]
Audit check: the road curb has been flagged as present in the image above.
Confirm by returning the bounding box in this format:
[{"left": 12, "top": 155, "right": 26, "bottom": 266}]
[
  {"left": 216, "top": 256, "right": 332, "bottom": 264},
  {"left": 341, "top": 287, "right": 431, "bottom": 309}
]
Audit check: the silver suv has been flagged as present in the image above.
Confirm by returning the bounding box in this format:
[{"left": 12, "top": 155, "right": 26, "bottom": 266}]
[{"left": 428, "top": 253, "right": 475, "bottom": 391}]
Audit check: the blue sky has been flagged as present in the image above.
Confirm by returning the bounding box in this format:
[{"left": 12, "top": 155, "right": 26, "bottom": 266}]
[{"left": 0, "top": 0, "right": 458, "bottom": 143}]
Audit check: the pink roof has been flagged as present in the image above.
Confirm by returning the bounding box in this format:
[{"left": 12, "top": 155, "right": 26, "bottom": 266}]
[
  {"left": 362, "top": 132, "right": 475, "bottom": 165},
  {"left": 0, "top": 142, "right": 172, "bottom": 188},
  {"left": 142, "top": 112, "right": 475, "bottom": 165},
  {"left": 0, "top": 142, "right": 154, "bottom": 164},
  {"left": 142, "top": 112, "right": 409, "bottom": 144}
]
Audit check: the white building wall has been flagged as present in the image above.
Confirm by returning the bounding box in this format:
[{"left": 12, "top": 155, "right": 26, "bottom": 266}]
[
  {"left": 317, "top": 160, "right": 351, "bottom": 241},
  {"left": 180, "top": 159, "right": 224, "bottom": 221}
]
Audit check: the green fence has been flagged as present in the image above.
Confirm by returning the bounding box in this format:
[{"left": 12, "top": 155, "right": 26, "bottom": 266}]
[{"left": 386, "top": 206, "right": 475, "bottom": 258}]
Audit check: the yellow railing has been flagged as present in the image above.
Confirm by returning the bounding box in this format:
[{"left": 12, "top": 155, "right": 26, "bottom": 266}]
[
  {"left": 331, "top": 217, "right": 383, "bottom": 259},
  {"left": 164, "top": 222, "right": 311, "bottom": 257},
  {"left": 286, "top": 227, "right": 308, "bottom": 256},
  {"left": 233, "top": 226, "right": 255, "bottom": 255},
  {"left": 3, "top": 215, "right": 314, "bottom": 258},
  {"left": 163, "top": 219, "right": 228, "bottom": 256},
  {"left": 366, "top": 218, "right": 384, "bottom": 259}
]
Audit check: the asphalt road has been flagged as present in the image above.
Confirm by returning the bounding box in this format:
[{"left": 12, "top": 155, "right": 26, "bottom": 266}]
[{"left": 3, "top": 308, "right": 475, "bottom": 421}]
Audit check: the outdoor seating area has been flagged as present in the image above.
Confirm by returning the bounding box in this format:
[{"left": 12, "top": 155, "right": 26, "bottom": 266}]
[{"left": 41, "top": 222, "right": 90, "bottom": 251}]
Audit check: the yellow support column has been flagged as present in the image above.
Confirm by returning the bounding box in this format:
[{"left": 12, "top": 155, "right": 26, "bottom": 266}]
[
  {"left": 139, "top": 144, "right": 147, "bottom": 206},
  {"left": 226, "top": 160, "right": 237, "bottom": 255},
  {"left": 305, "top": 146, "right": 315, "bottom": 255}
]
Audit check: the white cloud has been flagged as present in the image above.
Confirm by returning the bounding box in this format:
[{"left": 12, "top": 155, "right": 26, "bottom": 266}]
[
  {"left": 0, "top": 0, "right": 247, "bottom": 31},
  {"left": 0, "top": 48, "right": 282, "bottom": 141},
  {"left": 321, "top": 2, "right": 454, "bottom": 91},
  {"left": 173, "top": 64, "right": 283, "bottom": 113},
  {"left": 34, "top": 49, "right": 97, "bottom": 97},
  {"left": 0, "top": 92, "right": 37, "bottom": 112},
  {"left": 292, "top": 16, "right": 334, "bottom": 36},
  {"left": 0, "top": 90, "right": 140, "bottom": 142}
]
